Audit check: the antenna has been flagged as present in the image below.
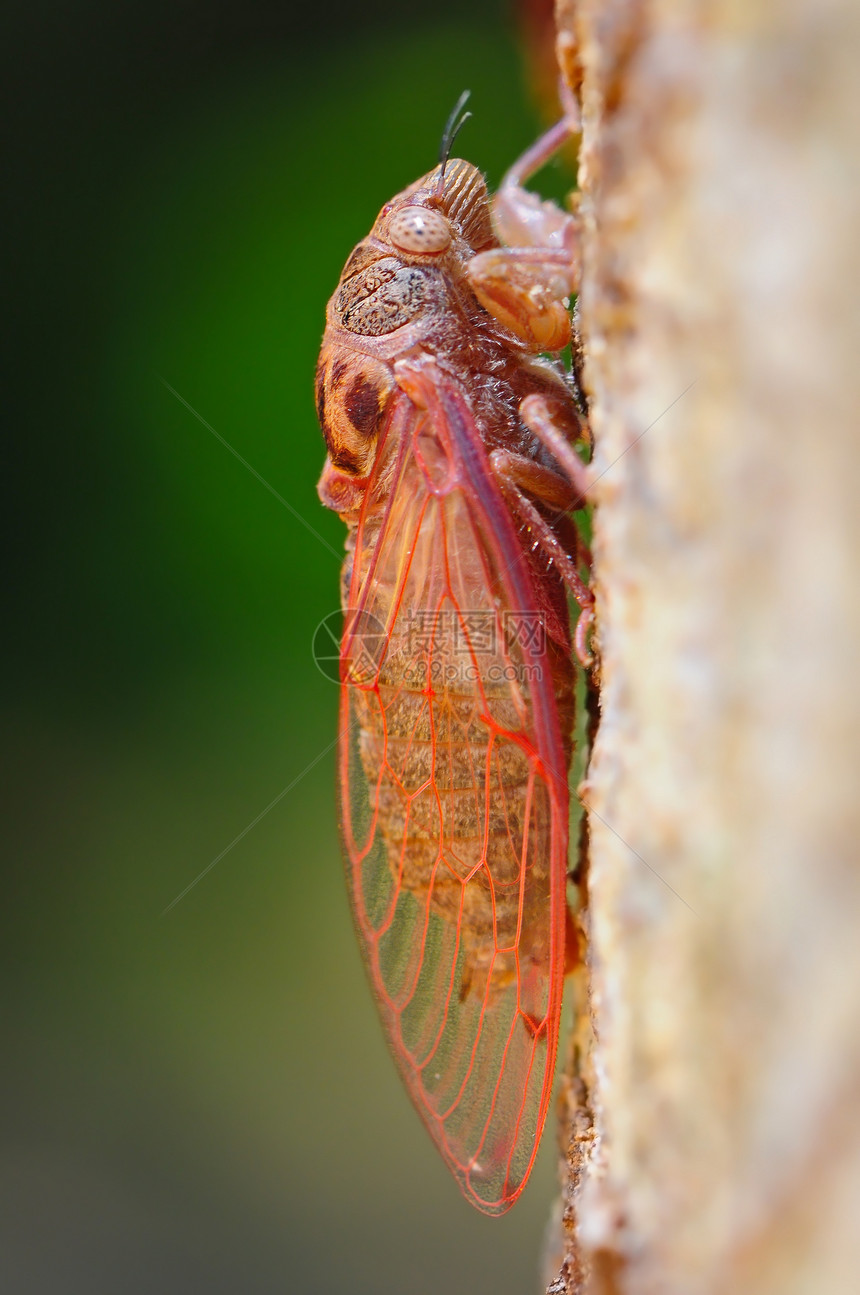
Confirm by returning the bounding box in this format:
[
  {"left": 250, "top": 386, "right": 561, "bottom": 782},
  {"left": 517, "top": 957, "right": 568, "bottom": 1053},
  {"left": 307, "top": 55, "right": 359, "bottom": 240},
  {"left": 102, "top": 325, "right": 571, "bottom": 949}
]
[{"left": 436, "top": 90, "right": 472, "bottom": 193}]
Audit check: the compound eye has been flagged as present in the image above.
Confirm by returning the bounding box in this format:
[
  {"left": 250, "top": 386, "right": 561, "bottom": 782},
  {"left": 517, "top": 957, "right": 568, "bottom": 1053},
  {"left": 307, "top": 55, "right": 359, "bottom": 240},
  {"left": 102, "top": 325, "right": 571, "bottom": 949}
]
[{"left": 388, "top": 206, "right": 452, "bottom": 255}]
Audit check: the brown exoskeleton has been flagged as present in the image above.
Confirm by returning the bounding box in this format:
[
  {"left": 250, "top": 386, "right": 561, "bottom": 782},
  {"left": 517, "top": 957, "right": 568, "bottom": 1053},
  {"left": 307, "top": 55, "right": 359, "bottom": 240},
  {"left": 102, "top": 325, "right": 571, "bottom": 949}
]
[{"left": 314, "top": 95, "right": 593, "bottom": 1214}]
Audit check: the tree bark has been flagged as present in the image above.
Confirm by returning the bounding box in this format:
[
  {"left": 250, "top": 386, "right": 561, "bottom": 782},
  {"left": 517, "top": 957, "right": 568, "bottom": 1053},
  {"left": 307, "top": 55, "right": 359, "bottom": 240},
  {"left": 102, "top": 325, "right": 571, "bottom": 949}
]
[{"left": 552, "top": 1, "right": 860, "bottom": 1291}]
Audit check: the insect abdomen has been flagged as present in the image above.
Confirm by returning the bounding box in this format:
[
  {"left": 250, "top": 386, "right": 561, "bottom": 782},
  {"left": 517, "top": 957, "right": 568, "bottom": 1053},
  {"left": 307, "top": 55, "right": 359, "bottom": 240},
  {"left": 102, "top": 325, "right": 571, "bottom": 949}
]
[{"left": 351, "top": 604, "right": 573, "bottom": 992}]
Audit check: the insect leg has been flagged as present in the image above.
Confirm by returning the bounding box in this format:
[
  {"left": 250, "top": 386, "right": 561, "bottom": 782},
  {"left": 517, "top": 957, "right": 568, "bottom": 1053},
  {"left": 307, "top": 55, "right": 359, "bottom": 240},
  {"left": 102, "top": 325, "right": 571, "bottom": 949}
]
[
  {"left": 466, "top": 245, "right": 575, "bottom": 351},
  {"left": 500, "top": 117, "right": 576, "bottom": 193},
  {"left": 493, "top": 117, "right": 580, "bottom": 257},
  {"left": 465, "top": 108, "right": 585, "bottom": 354},
  {"left": 487, "top": 463, "right": 592, "bottom": 584},
  {"left": 556, "top": 69, "right": 582, "bottom": 137},
  {"left": 518, "top": 393, "right": 592, "bottom": 502},
  {"left": 491, "top": 464, "right": 594, "bottom": 667},
  {"left": 467, "top": 128, "right": 582, "bottom": 352},
  {"left": 488, "top": 448, "right": 582, "bottom": 513},
  {"left": 497, "top": 479, "right": 591, "bottom": 612}
]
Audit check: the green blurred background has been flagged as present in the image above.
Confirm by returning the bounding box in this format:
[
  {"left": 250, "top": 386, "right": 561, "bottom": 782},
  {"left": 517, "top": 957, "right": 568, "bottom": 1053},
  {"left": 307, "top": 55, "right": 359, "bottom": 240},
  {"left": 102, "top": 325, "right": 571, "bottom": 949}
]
[{"left": 3, "top": 2, "right": 569, "bottom": 1290}]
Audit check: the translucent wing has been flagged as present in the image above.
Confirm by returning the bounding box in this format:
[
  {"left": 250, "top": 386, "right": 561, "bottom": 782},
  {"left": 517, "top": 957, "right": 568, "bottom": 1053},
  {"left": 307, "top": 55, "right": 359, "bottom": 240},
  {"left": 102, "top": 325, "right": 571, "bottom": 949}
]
[{"left": 338, "top": 362, "right": 573, "bottom": 1214}]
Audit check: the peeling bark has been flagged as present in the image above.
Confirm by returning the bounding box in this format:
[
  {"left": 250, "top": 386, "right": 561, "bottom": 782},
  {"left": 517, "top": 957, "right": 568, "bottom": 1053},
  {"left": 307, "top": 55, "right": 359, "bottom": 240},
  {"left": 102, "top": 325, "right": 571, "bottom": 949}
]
[{"left": 551, "top": 1, "right": 860, "bottom": 1291}]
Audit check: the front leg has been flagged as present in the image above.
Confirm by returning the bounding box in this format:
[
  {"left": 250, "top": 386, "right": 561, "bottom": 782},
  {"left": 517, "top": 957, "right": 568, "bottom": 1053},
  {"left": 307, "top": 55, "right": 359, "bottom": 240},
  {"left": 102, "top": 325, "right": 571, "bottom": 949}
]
[
  {"left": 466, "top": 246, "right": 575, "bottom": 351},
  {"left": 466, "top": 118, "right": 581, "bottom": 353}
]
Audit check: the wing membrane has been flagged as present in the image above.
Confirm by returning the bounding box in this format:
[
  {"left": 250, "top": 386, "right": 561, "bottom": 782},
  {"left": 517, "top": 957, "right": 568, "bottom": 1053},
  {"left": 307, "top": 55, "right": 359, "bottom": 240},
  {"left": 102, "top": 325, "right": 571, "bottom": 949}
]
[{"left": 338, "top": 381, "right": 572, "bottom": 1213}]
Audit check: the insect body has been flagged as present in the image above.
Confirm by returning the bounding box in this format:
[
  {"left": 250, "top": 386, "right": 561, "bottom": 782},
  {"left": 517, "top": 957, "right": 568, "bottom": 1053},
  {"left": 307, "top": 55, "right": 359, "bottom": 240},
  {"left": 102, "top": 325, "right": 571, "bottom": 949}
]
[{"left": 315, "top": 114, "right": 592, "bottom": 1214}]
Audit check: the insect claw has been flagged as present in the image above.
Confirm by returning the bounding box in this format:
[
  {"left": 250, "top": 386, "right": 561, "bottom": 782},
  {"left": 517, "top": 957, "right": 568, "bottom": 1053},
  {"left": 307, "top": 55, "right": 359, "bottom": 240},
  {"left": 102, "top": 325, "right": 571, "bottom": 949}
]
[{"left": 574, "top": 607, "right": 595, "bottom": 668}]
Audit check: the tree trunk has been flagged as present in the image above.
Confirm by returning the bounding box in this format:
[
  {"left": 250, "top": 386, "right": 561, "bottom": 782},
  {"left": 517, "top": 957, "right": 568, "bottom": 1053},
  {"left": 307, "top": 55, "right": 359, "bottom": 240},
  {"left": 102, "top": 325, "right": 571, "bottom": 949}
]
[{"left": 551, "top": 1, "right": 860, "bottom": 1291}]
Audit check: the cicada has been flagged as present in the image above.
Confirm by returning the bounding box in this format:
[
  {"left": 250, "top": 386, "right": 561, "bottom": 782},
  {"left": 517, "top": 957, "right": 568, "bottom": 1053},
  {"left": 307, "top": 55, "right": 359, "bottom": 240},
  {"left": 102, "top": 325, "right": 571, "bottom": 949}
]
[{"left": 315, "top": 98, "right": 593, "bottom": 1215}]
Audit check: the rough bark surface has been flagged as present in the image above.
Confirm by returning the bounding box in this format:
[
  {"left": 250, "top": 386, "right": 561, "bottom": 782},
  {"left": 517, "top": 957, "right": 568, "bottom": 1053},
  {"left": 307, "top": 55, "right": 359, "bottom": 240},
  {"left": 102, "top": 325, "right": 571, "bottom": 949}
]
[{"left": 552, "top": 1, "right": 860, "bottom": 1291}]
